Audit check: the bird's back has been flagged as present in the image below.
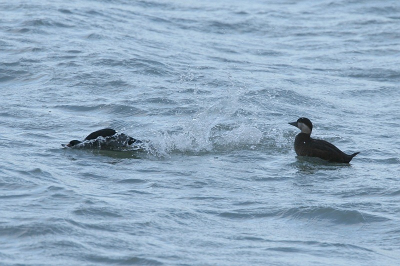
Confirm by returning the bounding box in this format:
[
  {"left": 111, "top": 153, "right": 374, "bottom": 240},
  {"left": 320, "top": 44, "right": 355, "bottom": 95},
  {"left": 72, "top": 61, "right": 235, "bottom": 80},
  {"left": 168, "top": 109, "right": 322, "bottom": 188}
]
[
  {"left": 294, "top": 134, "right": 358, "bottom": 163},
  {"left": 84, "top": 128, "right": 116, "bottom": 141}
]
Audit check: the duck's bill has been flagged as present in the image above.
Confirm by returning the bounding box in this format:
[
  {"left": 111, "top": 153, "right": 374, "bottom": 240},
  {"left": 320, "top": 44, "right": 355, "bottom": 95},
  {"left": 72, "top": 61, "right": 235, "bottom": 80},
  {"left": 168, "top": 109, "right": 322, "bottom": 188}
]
[{"left": 288, "top": 122, "right": 297, "bottom": 127}]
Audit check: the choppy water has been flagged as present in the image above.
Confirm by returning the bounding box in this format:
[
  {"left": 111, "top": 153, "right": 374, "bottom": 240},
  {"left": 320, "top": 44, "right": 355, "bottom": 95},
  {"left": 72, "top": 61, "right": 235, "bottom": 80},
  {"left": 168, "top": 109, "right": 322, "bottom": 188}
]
[{"left": 1, "top": 0, "right": 400, "bottom": 265}]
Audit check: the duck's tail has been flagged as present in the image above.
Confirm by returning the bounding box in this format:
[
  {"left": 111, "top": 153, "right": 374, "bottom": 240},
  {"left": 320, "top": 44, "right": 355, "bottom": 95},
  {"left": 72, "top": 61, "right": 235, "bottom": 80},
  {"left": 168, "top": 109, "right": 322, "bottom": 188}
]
[{"left": 345, "top": 152, "right": 360, "bottom": 163}]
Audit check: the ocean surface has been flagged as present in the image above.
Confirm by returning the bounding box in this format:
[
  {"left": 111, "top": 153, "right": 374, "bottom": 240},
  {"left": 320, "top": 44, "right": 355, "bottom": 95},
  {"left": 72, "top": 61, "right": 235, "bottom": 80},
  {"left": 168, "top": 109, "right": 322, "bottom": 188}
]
[{"left": 1, "top": 0, "right": 399, "bottom": 265}]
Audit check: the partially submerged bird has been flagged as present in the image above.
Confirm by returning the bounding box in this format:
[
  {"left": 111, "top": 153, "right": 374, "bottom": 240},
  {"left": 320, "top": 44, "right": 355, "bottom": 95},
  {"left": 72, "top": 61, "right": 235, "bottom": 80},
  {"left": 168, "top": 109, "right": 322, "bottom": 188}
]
[
  {"left": 288, "top": 117, "right": 359, "bottom": 163},
  {"left": 62, "top": 128, "right": 141, "bottom": 150}
]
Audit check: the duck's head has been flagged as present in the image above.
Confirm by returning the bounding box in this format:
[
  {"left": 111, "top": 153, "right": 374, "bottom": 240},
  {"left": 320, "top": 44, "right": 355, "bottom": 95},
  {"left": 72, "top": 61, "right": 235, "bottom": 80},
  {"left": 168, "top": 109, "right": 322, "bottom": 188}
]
[
  {"left": 65, "top": 140, "right": 82, "bottom": 147},
  {"left": 289, "top": 117, "right": 313, "bottom": 134}
]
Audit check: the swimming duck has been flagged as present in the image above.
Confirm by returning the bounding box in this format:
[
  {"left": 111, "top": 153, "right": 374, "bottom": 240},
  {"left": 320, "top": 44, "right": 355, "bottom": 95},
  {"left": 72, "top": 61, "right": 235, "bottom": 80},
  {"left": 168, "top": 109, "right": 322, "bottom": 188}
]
[
  {"left": 289, "top": 117, "right": 359, "bottom": 163},
  {"left": 62, "top": 128, "right": 141, "bottom": 150}
]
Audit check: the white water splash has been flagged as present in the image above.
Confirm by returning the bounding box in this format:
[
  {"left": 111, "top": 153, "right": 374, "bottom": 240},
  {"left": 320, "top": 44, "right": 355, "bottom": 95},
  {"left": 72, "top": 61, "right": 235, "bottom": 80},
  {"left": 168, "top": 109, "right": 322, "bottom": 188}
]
[{"left": 146, "top": 90, "right": 262, "bottom": 156}]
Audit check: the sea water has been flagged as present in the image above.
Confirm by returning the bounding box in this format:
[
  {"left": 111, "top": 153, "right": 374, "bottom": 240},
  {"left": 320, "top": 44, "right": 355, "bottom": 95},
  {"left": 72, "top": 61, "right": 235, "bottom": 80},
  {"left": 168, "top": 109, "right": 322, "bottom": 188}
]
[{"left": 1, "top": 0, "right": 399, "bottom": 265}]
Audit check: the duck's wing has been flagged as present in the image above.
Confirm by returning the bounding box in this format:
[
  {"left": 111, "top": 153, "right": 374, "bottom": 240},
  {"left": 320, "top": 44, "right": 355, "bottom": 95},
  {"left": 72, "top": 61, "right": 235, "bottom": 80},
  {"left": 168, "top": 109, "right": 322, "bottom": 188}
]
[
  {"left": 308, "top": 138, "right": 345, "bottom": 162},
  {"left": 84, "top": 128, "right": 116, "bottom": 141}
]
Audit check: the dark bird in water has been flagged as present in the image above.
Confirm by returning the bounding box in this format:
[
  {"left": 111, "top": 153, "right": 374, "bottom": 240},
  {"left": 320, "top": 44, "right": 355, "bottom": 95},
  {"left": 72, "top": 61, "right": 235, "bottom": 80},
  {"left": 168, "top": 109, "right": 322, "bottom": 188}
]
[
  {"left": 62, "top": 128, "right": 141, "bottom": 150},
  {"left": 288, "top": 117, "right": 359, "bottom": 163}
]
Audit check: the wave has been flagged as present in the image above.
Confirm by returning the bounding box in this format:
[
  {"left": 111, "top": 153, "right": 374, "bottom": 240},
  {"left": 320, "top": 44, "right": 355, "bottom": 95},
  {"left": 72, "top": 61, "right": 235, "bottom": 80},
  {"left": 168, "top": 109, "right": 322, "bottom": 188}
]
[
  {"left": 214, "top": 205, "right": 390, "bottom": 225},
  {"left": 280, "top": 206, "right": 390, "bottom": 224},
  {"left": 83, "top": 254, "right": 163, "bottom": 265}
]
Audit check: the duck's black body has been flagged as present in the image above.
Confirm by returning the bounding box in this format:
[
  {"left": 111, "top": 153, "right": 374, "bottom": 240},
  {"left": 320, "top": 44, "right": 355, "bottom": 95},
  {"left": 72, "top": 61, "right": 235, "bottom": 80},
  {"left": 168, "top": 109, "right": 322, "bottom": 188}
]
[
  {"left": 84, "top": 128, "right": 118, "bottom": 142},
  {"left": 63, "top": 128, "right": 141, "bottom": 150},
  {"left": 289, "top": 118, "right": 359, "bottom": 163}
]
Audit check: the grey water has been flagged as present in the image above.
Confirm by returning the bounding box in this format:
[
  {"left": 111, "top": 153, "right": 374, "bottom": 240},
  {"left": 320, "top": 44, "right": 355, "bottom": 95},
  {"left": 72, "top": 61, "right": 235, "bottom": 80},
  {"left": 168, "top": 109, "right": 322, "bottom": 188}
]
[{"left": 1, "top": 0, "right": 400, "bottom": 265}]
